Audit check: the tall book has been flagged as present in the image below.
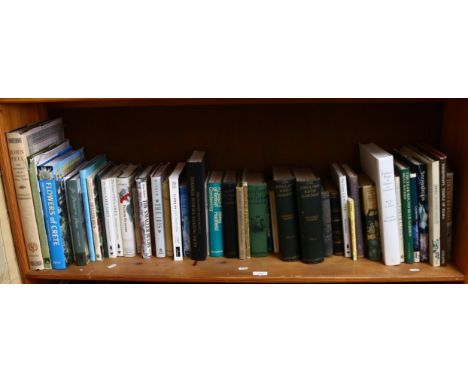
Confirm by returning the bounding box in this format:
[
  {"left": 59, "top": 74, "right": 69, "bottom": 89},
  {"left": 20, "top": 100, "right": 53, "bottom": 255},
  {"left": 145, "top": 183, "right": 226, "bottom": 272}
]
[
  {"left": 7, "top": 118, "right": 65, "bottom": 270},
  {"left": 208, "top": 171, "right": 224, "bottom": 257},
  {"left": 186, "top": 151, "right": 208, "bottom": 261},
  {"left": 242, "top": 170, "right": 251, "bottom": 259},
  {"left": 321, "top": 187, "right": 333, "bottom": 257},
  {"left": 394, "top": 174, "right": 405, "bottom": 262},
  {"left": 272, "top": 167, "right": 300, "bottom": 261},
  {"left": 245, "top": 172, "right": 268, "bottom": 257},
  {"left": 169, "top": 162, "right": 186, "bottom": 261},
  {"left": 409, "top": 171, "right": 420, "bottom": 262},
  {"left": 28, "top": 139, "right": 71, "bottom": 269},
  {"left": 136, "top": 165, "right": 156, "bottom": 259},
  {"left": 222, "top": 170, "right": 238, "bottom": 258},
  {"left": 358, "top": 174, "right": 382, "bottom": 261},
  {"left": 95, "top": 162, "right": 114, "bottom": 258},
  {"left": 323, "top": 179, "right": 344, "bottom": 256},
  {"left": 38, "top": 148, "right": 85, "bottom": 269},
  {"left": 359, "top": 143, "right": 401, "bottom": 266},
  {"left": 294, "top": 168, "right": 325, "bottom": 264},
  {"left": 179, "top": 179, "right": 191, "bottom": 257},
  {"left": 341, "top": 164, "right": 365, "bottom": 257},
  {"left": 236, "top": 176, "right": 247, "bottom": 260},
  {"left": 269, "top": 187, "right": 280, "bottom": 254},
  {"left": 330, "top": 164, "right": 351, "bottom": 258},
  {"left": 162, "top": 175, "right": 174, "bottom": 257},
  {"left": 347, "top": 197, "right": 357, "bottom": 261},
  {"left": 447, "top": 170, "right": 454, "bottom": 262}
]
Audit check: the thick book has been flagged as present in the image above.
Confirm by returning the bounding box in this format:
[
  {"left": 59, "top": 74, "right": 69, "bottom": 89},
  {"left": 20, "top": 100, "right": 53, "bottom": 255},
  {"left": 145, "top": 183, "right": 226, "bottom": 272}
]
[
  {"left": 394, "top": 160, "right": 414, "bottom": 264},
  {"left": 272, "top": 167, "right": 300, "bottom": 261},
  {"left": 169, "top": 162, "right": 186, "bottom": 261},
  {"left": 179, "top": 179, "right": 191, "bottom": 257},
  {"left": 245, "top": 172, "right": 268, "bottom": 257},
  {"left": 358, "top": 174, "right": 382, "bottom": 261},
  {"left": 409, "top": 171, "right": 420, "bottom": 262},
  {"left": 347, "top": 197, "right": 357, "bottom": 261},
  {"left": 95, "top": 162, "right": 114, "bottom": 258},
  {"left": 136, "top": 165, "right": 156, "bottom": 259},
  {"left": 186, "top": 151, "right": 208, "bottom": 261},
  {"left": 236, "top": 177, "right": 247, "bottom": 260},
  {"left": 394, "top": 174, "right": 405, "bottom": 262},
  {"left": 447, "top": 170, "right": 454, "bottom": 262},
  {"left": 7, "top": 118, "right": 65, "bottom": 270},
  {"left": 269, "top": 187, "right": 280, "bottom": 254},
  {"left": 321, "top": 187, "right": 333, "bottom": 257},
  {"left": 323, "top": 179, "right": 344, "bottom": 255},
  {"left": 341, "top": 164, "right": 365, "bottom": 258},
  {"left": 330, "top": 164, "right": 351, "bottom": 258},
  {"left": 359, "top": 143, "right": 401, "bottom": 266},
  {"left": 28, "top": 139, "right": 71, "bottom": 269},
  {"left": 208, "top": 171, "right": 224, "bottom": 257},
  {"left": 38, "top": 148, "right": 85, "bottom": 269},
  {"left": 222, "top": 170, "right": 238, "bottom": 258},
  {"left": 242, "top": 171, "right": 251, "bottom": 259}
]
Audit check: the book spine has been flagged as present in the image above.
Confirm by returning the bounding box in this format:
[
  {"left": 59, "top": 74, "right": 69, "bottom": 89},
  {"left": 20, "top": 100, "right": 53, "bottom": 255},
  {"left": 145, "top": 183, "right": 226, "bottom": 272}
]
[
  {"left": 66, "top": 179, "right": 90, "bottom": 266},
  {"left": 248, "top": 183, "right": 268, "bottom": 257},
  {"left": 361, "top": 184, "right": 382, "bottom": 261},
  {"left": 399, "top": 169, "right": 414, "bottom": 263},
  {"left": 80, "top": 174, "right": 96, "bottom": 262},
  {"left": 446, "top": 171, "right": 454, "bottom": 262},
  {"left": 242, "top": 182, "right": 251, "bottom": 259},
  {"left": 162, "top": 178, "right": 174, "bottom": 257},
  {"left": 179, "top": 183, "right": 191, "bottom": 257},
  {"left": 169, "top": 175, "right": 184, "bottom": 261},
  {"left": 87, "top": 177, "right": 103, "bottom": 261},
  {"left": 102, "top": 178, "right": 117, "bottom": 258},
  {"left": 151, "top": 176, "right": 166, "bottom": 257},
  {"left": 96, "top": 175, "right": 109, "bottom": 258},
  {"left": 347, "top": 175, "right": 365, "bottom": 257},
  {"left": 269, "top": 189, "right": 280, "bottom": 254},
  {"left": 137, "top": 179, "right": 153, "bottom": 259},
  {"left": 110, "top": 177, "right": 123, "bottom": 256},
  {"left": 273, "top": 179, "right": 300, "bottom": 261},
  {"left": 338, "top": 176, "right": 351, "bottom": 258},
  {"left": 132, "top": 182, "right": 142, "bottom": 255},
  {"left": 296, "top": 179, "right": 324, "bottom": 263},
  {"left": 395, "top": 175, "right": 405, "bottom": 263},
  {"left": 266, "top": 205, "right": 273, "bottom": 253},
  {"left": 329, "top": 189, "right": 344, "bottom": 255},
  {"left": 7, "top": 134, "right": 44, "bottom": 270},
  {"left": 347, "top": 197, "right": 357, "bottom": 261},
  {"left": 236, "top": 185, "right": 246, "bottom": 259},
  {"left": 222, "top": 182, "right": 238, "bottom": 258},
  {"left": 208, "top": 181, "right": 223, "bottom": 257},
  {"left": 438, "top": 157, "right": 447, "bottom": 265},
  {"left": 117, "top": 177, "right": 136, "bottom": 257},
  {"left": 427, "top": 161, "right": 441, "bottom": 267},
  {"left": 415, "top": 164, "right": 429, "bottom": 262},
  {"left": 409, "top": 173, "right": 420, "bottom": 262},
  {"left": 321, "top": 190, "right": 333, "bottom": 257}
]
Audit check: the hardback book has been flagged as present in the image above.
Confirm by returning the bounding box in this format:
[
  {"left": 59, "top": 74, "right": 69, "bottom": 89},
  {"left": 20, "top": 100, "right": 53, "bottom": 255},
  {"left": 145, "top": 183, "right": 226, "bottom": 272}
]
[
  {"left": 347, "top": 197, "right": 357, "bottom": 261},
  {"left": 321, "top": 187, "right": 333, "bottom": 257},
  {"left": 359, "top": 143, "right": 401, "bottom": 266},
  {"left": 341, "top": 164, "right": 365, "bottom": 258},
  {"left": 401, "top": 146, "right": 441, "bottom": 267},
  {"left": 208, "top": 171, "right": 224, "bottom": 257},
  {"left": 169, "top": 162, "right": 186, "bottom": 261},
  {"left": 323, "top": 179, "right": 344, "bottom": 256},
  {"left": 266, "top": 202, "right": 273, "bottom": 254},
  {"left": 95, "top": 162, "right": 114, "bottom": 258},
  {"left": 330, "top": 164, "right": 351, "bottom": 258},
  {"left": 150, "top": 162, "right": 172, "bottom": 257},
  {"left": 28, "top": 139, "right": 71, "bottom": 269},
  {"left": 38, "top": 148, "right": 85, "bottom": 269},
  {"left": 409, "top": 171, "right": 420, "bottom": 262},
  {"left": 242, "top": 170, "right": 251, "bottom": 259},
  {"left": 447, "top": 170, "right": 454, "bottom": 261},
  {"left": 358, "top": 174, "right": 382, "bottom": 261},
  {"left": 117, "top": 164, "right": 140, "bottom": 257},
  {"left": 294, "top": 168, "right": 325, "bottom": 264},
  {"left": 186, "top": 151, "right": 208, "bottom": 261},
  {"left": 0, "top": 172, "right": 21, "bottom": 284},
  {"left": 245, "top": 172, "right": 268, "bottom": 257},
  {"left": 162, "top": 175, "right": 174, "bottom": 257},
  {"left": 179, "top": 179, "right": 191, "bottom": 257},
  {"left": 272, "top": 167, "right": 300, "bottom": 261},
  {"left": 222, "top": 170, "right": 238, "bottom": 258},
  {"left": 236, "top": 176, "right": 247, "bottom": 260},
  {"left": 204, "top": 177, "right": 211, "bottom": 259},
  {"left": 394, "top": 160, "right": 415, "bottom": 264},
  {"left": 394, "top": 174, "right": 405, "bottom": 263},
  {"left": 269, "top": 187, "right": 280, "bottom": 254},
  {"left": 7, "top": 118, "right": 65, "bottom": 270},
  {"left": 65, "top": 163, "right": 91, "bottom": 266},
  {"left": 132, "top": 179, "right": 142, "bottom": 256},
  {"left": 393, "top": 148, "right": 428, "bottom": 262},
  {"left": 136, "top": 165, "right": 156, "bottom": 259}
]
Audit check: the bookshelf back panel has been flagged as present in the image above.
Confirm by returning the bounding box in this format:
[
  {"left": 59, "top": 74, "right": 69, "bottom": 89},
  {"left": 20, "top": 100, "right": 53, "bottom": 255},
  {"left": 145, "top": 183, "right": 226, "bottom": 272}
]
[{"left": 49, "top": 102, "right": 444, "bottom": 177}]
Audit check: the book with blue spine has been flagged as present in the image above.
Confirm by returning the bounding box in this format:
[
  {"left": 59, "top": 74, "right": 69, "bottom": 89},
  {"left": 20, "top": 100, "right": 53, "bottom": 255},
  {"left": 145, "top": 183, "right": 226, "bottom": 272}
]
[
  {"left": 179, "top": 179, "right": 191, "bottom": 257},
  {"left": 38, "top": 148, "right": 85, "bottom": 269},
  {"left": 79, "top": 154, "right": 107, "bottom": 262},
  {"left": 208, "top": 171, "right": 224, "bottom": 257}
]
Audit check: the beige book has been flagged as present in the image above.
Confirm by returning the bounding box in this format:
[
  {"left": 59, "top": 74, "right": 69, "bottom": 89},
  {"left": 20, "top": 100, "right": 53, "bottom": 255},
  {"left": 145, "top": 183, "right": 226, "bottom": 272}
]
[
  {"left": 236, "top": 183, "right": 246, "bottom": 259},
  {"left": 269, "top": 189, "right": 280, "bottom": 253},
  {"left": 162, "top": 178, "right": 174, "bottom": 257}
]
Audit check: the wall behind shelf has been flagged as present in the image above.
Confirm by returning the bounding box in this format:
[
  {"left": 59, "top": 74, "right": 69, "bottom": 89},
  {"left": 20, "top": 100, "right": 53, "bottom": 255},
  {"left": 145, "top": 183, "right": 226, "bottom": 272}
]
[{"left": 48, "top": 102, "right": 444, "bottom": 177}]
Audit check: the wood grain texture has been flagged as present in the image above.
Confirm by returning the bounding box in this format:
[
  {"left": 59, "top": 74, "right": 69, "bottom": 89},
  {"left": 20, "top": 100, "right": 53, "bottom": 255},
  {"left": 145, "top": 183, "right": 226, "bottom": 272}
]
[{"left": 25, "top": 255, "right": 464, "bottom": 283}]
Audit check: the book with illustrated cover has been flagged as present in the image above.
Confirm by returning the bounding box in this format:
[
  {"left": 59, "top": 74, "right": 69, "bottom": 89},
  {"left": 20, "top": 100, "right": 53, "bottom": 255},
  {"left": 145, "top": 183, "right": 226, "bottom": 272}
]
[
  {"left": 136, "top": 165, "right": 156, "bottom": 259},
  {"left": 208, "top": 171, "right": 224, "bottom": 257},
  {"left": 245, "top": 172, "right": 268, "bottom": 257},
  {"left": 179, "top": 179, "right": 191, "bottom": 257},
  {"left": 222, "top": 170, "right": 238, "bottom": 258}
]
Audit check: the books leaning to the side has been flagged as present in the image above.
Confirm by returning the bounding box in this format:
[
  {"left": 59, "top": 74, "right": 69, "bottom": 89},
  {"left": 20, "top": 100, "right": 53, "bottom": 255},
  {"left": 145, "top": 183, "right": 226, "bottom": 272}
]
[
  {"left": 330, "top": 164, "right": 351, "bottom": 258},
  {"left": 169, "top": 162, "right": 186, "bottom": 261}
]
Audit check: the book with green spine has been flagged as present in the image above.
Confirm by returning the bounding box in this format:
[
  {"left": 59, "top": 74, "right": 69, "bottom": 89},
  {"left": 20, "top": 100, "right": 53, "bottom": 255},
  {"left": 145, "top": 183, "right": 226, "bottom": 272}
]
[{"left": 246, "top": 172, "right": 268, "bottom": 257}]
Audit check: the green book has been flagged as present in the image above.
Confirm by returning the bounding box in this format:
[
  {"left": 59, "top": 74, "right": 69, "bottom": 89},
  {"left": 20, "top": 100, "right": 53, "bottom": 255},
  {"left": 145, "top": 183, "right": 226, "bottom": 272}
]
[
  {"left": 246, "top": 172, "right": 268, "bottom": 257},
  {"left": 395, "top": 160, "right": 414, "bottom": 264}
]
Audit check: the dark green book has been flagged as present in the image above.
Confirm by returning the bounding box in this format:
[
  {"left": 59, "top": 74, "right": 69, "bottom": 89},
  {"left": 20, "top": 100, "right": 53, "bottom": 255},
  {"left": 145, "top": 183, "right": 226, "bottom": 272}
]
[
  {"left": 273, "top": 167, "right": 300, "bottom": 261},
  {"left": 96, "top": 162, "right": 113, "bottom": 258},
  {"left": 246, "top": 172, "right": 268, "bottom": 257},
  {"left": 394, "top": 160, "right": 414, "bottom": 263},
  {"left": 293, "top": 168, "right": 325, "bottom": 264}
]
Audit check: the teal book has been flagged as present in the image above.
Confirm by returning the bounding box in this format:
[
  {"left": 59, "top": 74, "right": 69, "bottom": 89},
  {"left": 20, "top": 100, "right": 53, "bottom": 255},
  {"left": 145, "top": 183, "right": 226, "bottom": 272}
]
[
  {"left": 246, "top": 172, "right": 268, "bottom": 257},
  {"left": 38, "top": 148, "right": 85, "bottom": 269},
  {"left": 208, "top": 171, "right": 224, "bottom": 257}
]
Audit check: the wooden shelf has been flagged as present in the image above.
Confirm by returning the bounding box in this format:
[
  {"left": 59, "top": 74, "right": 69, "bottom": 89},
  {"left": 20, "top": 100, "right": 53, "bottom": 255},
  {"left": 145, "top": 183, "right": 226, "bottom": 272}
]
[{"left": 25, "top": 255, "right": 464, "bottom": 283}]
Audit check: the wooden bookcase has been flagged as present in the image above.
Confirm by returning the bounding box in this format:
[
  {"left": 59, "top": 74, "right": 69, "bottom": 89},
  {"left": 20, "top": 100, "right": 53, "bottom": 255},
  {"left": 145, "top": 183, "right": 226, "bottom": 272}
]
[{"left": 0, "top": 98, "right": 466, "bottom": 283}]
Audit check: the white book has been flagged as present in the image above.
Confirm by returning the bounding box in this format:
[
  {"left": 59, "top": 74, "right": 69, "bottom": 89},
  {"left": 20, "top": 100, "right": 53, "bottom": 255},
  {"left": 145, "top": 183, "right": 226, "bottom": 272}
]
[
  {"left": 330, "top": 164, "right": 351, "bottom": 258},
  {"left": 136, "top": 165, "right": 156, "bottom": 259},
  {"left": 151, "top": 163, "right": 171, "bottom": 258},
  {"left": 111, "top": 166, "right": 125, "bottom": 257},
  {"left": 169, "top": 162, "right": 186, "bottom": 261},
  {"left": 394, "top": 175, "right": 405, "bottom": 262},
  {"left": 359, "top": 143, "right": 401, "bottom": 266}
]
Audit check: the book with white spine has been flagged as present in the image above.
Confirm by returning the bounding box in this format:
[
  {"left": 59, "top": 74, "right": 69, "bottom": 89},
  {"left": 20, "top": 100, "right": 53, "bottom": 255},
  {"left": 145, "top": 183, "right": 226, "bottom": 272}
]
[
  {"left": 136, "top": 165, "right": 156, "bottom": 259},
  {"left": 394, "top": 174, "right": 405, "bottom": 262},
  {"left": 330, "top": 164, "right": 351, "bottom": 258},
  {"left": 359, "top": 143, "right": 401, "bottom": 266},
  {"left": 169, "top": 162, "right": 186, "bottom": 261},
  {"left": 151, "top": 163, "right": 172, "bottom": 258}
]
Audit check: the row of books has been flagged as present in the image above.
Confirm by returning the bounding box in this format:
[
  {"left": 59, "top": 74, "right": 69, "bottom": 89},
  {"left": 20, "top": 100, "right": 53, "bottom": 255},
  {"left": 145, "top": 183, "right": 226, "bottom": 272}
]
[{"left": 7, "top": 119, "right": 454, "bottom": 270}]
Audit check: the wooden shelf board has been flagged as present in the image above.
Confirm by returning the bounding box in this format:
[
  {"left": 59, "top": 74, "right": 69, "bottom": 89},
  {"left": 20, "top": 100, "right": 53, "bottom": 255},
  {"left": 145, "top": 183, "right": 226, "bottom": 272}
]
[{"left": 25, "top": 254, "right": 464, "bottom": 283}]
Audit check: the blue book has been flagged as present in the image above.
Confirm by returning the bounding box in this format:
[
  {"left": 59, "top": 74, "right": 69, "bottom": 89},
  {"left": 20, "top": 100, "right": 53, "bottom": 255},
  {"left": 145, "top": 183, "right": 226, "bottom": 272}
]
[
  {"left": 79, "top": 154, "right": 107, "bottom": 262},
  {"left": 207, "top": 171, "right": 224, "bottom": 257},
  {"left": 38, "top": 148, "right": 85, "bottom": 269},
  {"left": 179, "top": 179, "right": 191, "bottom": 257}
]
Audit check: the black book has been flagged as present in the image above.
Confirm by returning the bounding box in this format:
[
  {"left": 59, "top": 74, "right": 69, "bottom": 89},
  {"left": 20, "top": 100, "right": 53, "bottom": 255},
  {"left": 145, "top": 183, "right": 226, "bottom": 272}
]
[
  {"left": 222, "top": 170, "right": 239, "bottom": 258},
  {"left": 323, "top": 179, "right": 344, "bottom": 255},
  {"left": 187, "top": 151, "right": 208, "bottom": 260}
]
